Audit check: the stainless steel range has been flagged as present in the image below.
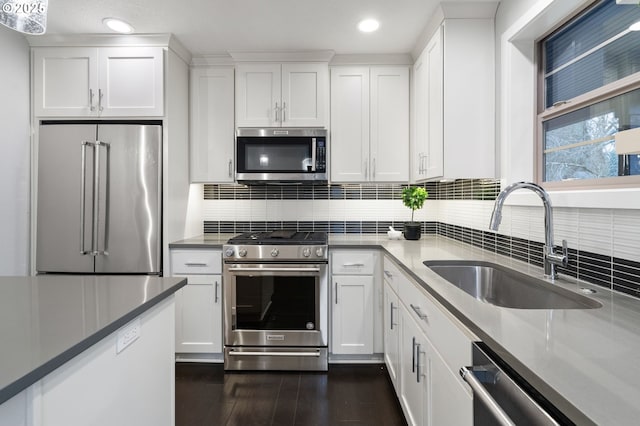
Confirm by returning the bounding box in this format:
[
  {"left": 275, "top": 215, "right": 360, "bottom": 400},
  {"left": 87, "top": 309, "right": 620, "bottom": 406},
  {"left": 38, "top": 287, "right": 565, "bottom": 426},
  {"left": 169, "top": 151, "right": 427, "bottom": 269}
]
[{"left": 223, "top": 230, "right": 328, "bottom": 371}]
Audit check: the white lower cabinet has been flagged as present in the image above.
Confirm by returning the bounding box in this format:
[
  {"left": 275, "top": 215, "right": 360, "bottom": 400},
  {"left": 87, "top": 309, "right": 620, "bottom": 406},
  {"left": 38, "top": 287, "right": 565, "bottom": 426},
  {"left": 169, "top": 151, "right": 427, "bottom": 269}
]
[
  {"left": 174, "top": 274, "right": 222, "bottom": 353},
  {"left": 383, "top": 280, "right": 400, "bottom": 391},
  {"left": 170, "top": 248, "right": 223, "bottom": 355},
  {"left": 400, "top": 304, "right": 427, "bottom": 426},
  {"left": 384, "top": 256, "right": 473, "bottom": 426},
  {"left": 331, "top": 275, "right": 374, "bottom": 354}
]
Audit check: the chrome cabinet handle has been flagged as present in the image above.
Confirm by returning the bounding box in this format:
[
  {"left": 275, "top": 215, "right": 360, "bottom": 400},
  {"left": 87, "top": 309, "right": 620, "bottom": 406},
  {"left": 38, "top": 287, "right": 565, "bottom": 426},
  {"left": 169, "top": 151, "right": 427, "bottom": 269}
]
[
  {"left": 228, "top": 160, "right": 233, "bottom": 178},
  {"left": 342, "top": 263, "right": 365, "bottom": 267},
  {"left": 410, "top": 304, "right": 428, "bottom": 321},
  {"left": 275, "top": 102, "right": 279, "bottom": 122},
  {"left": 416, "top": 343, "right": 424, "bottom": 383},
  {"left": 390, "top": 302, "right": 398, "bottom": 330},
  {"left": 460, "top": 367, "right": 516, "bottom": 426},
  {"left": 184, "top": 262, "right": 208, "bottom": 267},
  {"left": 373, "top": 158, "right": 376, "bottom": 179},
  {"left": 383, "top": 270, "right": 393, "bottom": 278},
  {"left": 411, "top": 337, "right": 416, "bottom": 373},
  {"left": 98, "top": 89, "right": 104, "bottom": 112},
  {"left": 89, "top": 89, "right": 95, "bottom": 112},
  {"left": 335, "top": 281, "right": 339, "bottom": 304},
  {"left": 282, "top": 101, "right": 286, "bottom": 122},
  {"left": 214, "top": 280, "right": 219, "bottom": 303},
  {"left": 364, "top": 160, "right": 368, "bottom": 179}
]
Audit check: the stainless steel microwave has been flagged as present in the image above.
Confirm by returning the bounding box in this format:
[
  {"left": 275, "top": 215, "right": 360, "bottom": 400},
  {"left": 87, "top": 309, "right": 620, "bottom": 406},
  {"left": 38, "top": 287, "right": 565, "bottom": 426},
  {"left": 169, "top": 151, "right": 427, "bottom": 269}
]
[{"left": 235, "top": 128, "right": 328, "bottom": 184}]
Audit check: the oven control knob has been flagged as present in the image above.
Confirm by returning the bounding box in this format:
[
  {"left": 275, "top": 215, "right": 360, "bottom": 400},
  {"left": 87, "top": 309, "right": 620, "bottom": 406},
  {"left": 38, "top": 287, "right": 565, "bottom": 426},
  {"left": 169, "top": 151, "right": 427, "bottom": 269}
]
[
  {"left": 238, "top": 249, "right": 247, "bottom": 257},
  {"left": 302, "top": 248, "right": 311, "bottom": 258},
  {"left": 315, "top": 247, "right": 324, "bottom": 257},
  {"left": 271, "top": 248, "right": 279, "bottom": 257},
  {"left": 224, "top": 248, "right": 234, "bottom": 257}
]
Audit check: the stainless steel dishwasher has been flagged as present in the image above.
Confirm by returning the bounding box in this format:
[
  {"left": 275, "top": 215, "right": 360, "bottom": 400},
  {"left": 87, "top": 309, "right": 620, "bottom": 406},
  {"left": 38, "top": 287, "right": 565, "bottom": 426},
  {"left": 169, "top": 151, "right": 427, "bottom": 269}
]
[{"left": 460, "top": 343, "right": 574, "bottom": 426}]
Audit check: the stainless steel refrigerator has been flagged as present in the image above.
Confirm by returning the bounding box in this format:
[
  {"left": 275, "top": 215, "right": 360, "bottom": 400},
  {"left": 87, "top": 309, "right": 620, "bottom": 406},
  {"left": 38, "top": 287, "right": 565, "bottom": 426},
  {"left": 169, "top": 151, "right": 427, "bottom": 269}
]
[{"left": 36, "top": 122, "right": 162, "bottom": 275}]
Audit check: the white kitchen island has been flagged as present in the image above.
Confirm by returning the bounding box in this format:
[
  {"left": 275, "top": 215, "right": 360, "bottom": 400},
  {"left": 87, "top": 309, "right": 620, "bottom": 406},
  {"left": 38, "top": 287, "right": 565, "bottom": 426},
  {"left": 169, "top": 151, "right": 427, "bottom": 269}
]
[{"left": 0, "top": 275, "right": 186, "bottom": 426}]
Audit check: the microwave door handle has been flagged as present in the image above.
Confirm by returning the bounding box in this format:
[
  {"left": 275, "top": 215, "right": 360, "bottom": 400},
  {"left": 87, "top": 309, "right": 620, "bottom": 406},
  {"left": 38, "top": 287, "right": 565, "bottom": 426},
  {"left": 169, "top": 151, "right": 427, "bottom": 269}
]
[{"left": 311, "top": 138, "right": 317, "bottom": 172}]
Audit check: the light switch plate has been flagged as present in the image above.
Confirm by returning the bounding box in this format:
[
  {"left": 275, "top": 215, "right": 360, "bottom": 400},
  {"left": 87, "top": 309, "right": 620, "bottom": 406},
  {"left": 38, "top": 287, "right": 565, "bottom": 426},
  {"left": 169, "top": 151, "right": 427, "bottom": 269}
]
[{"left": 116, "top": 318, "right": 141, "bottom": 354}]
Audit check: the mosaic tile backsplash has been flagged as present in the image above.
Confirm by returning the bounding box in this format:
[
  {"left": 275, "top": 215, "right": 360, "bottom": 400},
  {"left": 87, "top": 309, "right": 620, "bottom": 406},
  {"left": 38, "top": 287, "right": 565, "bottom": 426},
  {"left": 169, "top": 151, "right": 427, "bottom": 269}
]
[{"left": 201, "top": 180, "right": 640, "bottom": 300}]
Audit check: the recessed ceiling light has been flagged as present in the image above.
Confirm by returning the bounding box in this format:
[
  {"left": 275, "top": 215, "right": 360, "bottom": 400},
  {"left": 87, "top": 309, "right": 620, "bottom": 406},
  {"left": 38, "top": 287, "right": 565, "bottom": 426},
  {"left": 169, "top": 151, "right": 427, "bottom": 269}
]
[
  {"left": 358, "top": 19, "right": 380, "bottom": 33},
  {"left": 103, "top": 18, "right": 134, "bottom": 34}
]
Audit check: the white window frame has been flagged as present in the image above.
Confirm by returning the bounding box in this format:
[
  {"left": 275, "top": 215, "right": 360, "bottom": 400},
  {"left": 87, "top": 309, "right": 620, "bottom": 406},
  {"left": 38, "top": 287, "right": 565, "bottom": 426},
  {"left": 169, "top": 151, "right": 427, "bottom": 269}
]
[
  {"left": 535, "top": 0, "right": 640, "bottom": 190},
  {"left": 498, "top": 0, "right": 640, "bottom": 209}
]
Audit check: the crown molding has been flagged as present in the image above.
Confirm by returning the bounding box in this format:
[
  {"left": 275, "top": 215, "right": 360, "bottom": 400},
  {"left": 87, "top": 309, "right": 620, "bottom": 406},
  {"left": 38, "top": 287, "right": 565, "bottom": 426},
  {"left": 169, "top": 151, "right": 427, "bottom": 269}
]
[{"left": 228, "top": 50, "right": 335, "bottom": 63}]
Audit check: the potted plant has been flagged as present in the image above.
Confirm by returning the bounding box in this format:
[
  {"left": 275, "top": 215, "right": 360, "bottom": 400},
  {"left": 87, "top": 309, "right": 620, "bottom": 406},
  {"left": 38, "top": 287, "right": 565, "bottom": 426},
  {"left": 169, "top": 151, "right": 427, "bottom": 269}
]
[{"left": 402, "top": 186, "right": 428, "bottom": 240}]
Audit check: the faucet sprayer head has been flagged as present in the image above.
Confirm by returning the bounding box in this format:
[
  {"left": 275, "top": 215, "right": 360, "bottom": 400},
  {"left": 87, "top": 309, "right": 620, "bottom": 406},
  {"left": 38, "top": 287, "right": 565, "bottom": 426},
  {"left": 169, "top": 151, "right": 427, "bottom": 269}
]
[{"left": 489, "top": 208, "right": 502, "bottom": 231}]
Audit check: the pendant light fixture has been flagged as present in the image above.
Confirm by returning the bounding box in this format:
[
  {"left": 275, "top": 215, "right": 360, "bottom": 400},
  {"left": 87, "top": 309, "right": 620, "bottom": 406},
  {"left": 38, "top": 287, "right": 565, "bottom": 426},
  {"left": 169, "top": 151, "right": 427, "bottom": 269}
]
[{"left": 0, "top": 0, "right": 48, "bottom": 34}]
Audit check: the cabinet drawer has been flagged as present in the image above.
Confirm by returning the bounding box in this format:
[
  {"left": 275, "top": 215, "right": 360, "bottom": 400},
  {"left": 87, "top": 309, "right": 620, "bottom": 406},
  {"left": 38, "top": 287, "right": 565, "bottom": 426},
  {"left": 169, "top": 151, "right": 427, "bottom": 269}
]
[
  {"left": 331, "top": 250, "right": 375, "bottom": 275},
  {"left": 171, "top": 249, "right": 222, "bottom": 275},
  {"left": 398, "top": 274, "right": 472, "bottom": 375},
  {"left": 382, "top": 256, "right": 404, "bottom": 294}
]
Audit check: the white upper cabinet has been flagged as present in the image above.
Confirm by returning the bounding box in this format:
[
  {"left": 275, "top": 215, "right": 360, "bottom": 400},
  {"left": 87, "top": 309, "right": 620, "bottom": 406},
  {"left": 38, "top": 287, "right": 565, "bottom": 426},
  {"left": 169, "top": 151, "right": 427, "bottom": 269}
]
[
  {"left": 190, "top": 67, "right": 235, "bottom": 183},
  {"left": 331, "top": 66, "right": 409, "bottom": 183},
  {"left": 370, "top": 67, "right": 410, "bottom": 182},
  {"left": 236, "top": 63, "right": 328, "bottom": 127},
  {"left": 412, "top": 19, "right": 495, "bottom": 182},
  {"left": 33, "top": 47, "right": 164, "bottom": 117}
]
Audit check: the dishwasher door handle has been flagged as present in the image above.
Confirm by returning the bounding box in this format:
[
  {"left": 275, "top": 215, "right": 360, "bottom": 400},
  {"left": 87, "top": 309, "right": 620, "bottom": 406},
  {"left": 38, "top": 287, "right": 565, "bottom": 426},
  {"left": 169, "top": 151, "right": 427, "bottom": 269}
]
[{"left": 460, "top": 366, "right": 516, "bottom": 426}]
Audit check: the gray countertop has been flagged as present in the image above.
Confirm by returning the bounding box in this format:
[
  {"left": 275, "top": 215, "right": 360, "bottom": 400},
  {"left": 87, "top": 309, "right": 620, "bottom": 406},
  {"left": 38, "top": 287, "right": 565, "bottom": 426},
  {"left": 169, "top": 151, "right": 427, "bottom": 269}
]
[
  {"left": 172, "top": 233, "right": 640, "bottom": 425},
  {"left": 0, "top": 275, "right": 186, "bottom": 405}
]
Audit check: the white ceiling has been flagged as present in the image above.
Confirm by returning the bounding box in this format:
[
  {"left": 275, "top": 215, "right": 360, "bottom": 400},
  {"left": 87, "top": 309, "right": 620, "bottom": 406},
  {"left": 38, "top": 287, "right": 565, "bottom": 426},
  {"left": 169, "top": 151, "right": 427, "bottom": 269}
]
[{"left": 44, "top": 0, "right": 446, "bottom": 56}]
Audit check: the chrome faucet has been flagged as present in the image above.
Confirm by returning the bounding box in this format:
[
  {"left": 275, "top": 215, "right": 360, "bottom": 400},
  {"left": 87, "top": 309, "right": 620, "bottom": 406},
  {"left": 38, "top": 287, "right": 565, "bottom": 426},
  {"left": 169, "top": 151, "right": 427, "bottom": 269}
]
[{"left": 489, "top": 182, "right": 568, "bottom": 280}]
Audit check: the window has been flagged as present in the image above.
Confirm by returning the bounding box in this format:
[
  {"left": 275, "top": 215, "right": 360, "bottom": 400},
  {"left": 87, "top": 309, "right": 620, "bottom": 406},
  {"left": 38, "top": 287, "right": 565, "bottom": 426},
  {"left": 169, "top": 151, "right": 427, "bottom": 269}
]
[{"left": 539, "top": 0, "right": 640, "bottom": 187}]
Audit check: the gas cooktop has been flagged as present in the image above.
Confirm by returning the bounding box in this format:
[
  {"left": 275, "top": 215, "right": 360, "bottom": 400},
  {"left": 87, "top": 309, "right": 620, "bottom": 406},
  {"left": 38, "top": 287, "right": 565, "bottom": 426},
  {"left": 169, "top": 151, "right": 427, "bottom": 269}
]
[{"left": 227, "top": 231, "right": 328, "bottom": 245}]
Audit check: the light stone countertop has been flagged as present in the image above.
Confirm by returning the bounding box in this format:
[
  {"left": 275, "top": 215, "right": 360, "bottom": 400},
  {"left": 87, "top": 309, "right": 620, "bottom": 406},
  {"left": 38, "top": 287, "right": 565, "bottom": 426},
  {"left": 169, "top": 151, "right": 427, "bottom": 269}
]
[
  {"left": 172, "top": 233, "right": 640, "bottom": 425},
  {"left": 0, "top": 275, "right": 186, "bottom": 405}
]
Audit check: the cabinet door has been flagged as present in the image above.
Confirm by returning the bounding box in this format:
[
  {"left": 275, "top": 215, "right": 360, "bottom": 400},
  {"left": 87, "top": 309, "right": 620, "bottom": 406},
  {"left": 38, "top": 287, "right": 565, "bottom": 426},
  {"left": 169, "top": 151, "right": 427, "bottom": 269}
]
[
  {"left": 98, "top": 47, "right": 164, "bottom": 117},
  {"left": 370, "top": 66, "right": 409, "bottom": 182},
  {"left": 383, "top": 282, "right": 400, "bottom": 390},
  {"left": 331, "top": 275, "right": 374, "bottom": 355},
  {"left": 33, "top": 47, "right": 98, "bottom": 117},
  {"left": 175, "top": 275, "right": 222, "bottom": 353},
  {"left": 429, "top": 342, "right": 473, "bottom": 426},
  {"left": 412, "top": 50, "right": 428, "bottom": 182},
  {"left": 425, "top": 26, "right": 444, "bottom": 179},
  {"left": 281, "top": 63, "right": 327, "bottom": 127},
  {"left": 399, "top": 305, "right": 425, "bottom": 426},
  {"left": 330, "top": 67, "right": 370, "bottom": 182},
  {"left": 236, "top": 63, "right": 281, "bottom": 127},
  {"left": 190, "top": 67, "right": 235, "bottom": 182}
]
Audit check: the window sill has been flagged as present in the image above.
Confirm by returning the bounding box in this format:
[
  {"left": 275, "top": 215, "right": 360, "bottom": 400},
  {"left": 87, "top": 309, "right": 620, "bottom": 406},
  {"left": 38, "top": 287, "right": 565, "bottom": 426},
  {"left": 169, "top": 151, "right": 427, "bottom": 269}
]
[{"left": 500, "top": 187, "right": 640, "bottom": 209}]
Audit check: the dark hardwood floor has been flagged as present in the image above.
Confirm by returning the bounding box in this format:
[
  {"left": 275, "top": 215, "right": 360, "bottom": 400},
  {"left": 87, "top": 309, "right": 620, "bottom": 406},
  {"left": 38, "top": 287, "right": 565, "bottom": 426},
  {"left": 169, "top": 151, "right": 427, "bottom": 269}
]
[{"left": 175, "top": 363, "right": 407, "bottom": 426}]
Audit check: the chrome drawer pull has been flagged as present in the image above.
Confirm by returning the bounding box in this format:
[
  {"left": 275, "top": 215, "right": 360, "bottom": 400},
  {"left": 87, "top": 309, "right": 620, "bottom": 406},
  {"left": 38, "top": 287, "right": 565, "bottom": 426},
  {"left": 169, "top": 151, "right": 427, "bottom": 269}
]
[
  {"left": 184, "top": 262, "right": 208, "bottom": 267},
  {"left": 410, "top": 304, "right": 428, "bottom": 321}
]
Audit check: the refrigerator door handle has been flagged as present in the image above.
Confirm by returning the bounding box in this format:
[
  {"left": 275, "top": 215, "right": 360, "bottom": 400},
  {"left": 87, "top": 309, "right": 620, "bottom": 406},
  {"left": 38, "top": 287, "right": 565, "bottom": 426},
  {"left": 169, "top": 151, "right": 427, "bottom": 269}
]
[
  {"left": 94, "top": 140, "right": 110, "bottom": 256},
  {"left": 80, "top": 141, "right": 91, "bottom": 255}
]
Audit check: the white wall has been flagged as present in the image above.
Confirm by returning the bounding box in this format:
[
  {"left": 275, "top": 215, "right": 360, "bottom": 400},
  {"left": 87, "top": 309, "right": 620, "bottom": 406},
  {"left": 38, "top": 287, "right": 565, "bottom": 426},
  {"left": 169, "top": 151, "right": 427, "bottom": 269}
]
[{"left": 0, "top": 26, "right": 30, "bottom": 275}]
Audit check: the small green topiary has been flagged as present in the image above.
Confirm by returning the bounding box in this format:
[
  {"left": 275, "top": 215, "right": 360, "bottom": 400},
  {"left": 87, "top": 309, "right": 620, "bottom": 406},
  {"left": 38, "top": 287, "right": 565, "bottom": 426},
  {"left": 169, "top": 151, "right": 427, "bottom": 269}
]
[{"left": 402, "top": 186, "right": 428, "bottom": 222}]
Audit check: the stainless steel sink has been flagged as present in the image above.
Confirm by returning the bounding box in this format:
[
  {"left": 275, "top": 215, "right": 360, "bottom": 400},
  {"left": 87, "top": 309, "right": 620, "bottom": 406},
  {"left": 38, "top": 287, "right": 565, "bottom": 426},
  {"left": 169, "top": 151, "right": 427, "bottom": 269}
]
[{"left": 423, "top": 260, "right": 601, "bottom": 309}]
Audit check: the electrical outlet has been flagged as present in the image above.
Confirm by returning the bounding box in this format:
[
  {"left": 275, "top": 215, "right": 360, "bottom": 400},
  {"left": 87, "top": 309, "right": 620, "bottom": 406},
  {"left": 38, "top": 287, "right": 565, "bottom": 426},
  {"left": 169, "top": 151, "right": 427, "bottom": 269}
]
[{"left": 116, "top": 318, "right": 141, "bottom": 354}]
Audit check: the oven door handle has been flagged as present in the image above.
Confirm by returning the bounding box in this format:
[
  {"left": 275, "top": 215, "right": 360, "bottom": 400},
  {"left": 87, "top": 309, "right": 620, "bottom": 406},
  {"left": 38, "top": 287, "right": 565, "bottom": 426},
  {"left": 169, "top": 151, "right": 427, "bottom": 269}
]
[
  {"left": 228, "top": 350, "right": 321, "bottom": 357},
  {"left": 227, "top": 267, "right": 321, "bottom": 273}
]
